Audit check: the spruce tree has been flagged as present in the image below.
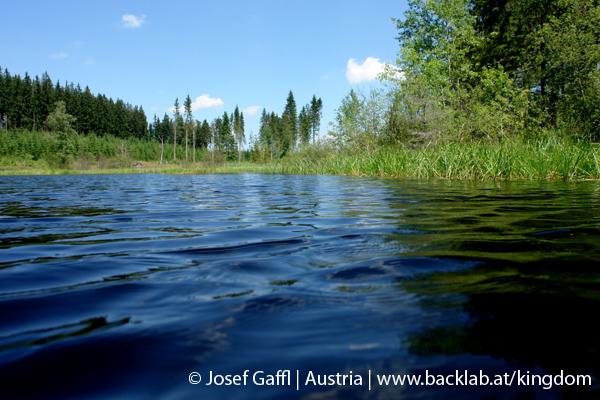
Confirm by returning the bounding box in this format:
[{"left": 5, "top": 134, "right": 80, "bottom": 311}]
[
  {"left": 310, "top": 95, "right": 323, "bottom": 144},
  {"left": 282, "top": 91, "right": 297, "bottom": 155},
  {"left": 162, "top": 113, "right": 172, "bottom": 147},
  {"left": 184, "top": 94, "right": 192, "bottom": 161},
  {"left": 299, "top": 105, "right": 311, "bottom": 145},
  {"left": 0, "top": 68, "right": 7, "bottom": 129},
  {"left": 39, "top": 72, "right": 54, "bottom": 130},
  {"left": 221, "top": 111, "right": 235, "bottom": 160},
  {"left": 233, "top": 106, "right": 245, "bottom": 162},
  {"left": 173, "top": 97, "right": 179, "bottom": 160}
]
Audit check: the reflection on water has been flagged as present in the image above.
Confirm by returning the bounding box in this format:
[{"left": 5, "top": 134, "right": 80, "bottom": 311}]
[{"left": 0, "top": 174, "right": 599, "bottom": 399}]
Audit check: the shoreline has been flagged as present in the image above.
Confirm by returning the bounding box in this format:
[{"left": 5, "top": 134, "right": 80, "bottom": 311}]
[
  {"left": 0, "top": 162, "right": 279, "bottom": 176},
  {"left": 2, "top": 137, "right": 599, "bottom": 181}
]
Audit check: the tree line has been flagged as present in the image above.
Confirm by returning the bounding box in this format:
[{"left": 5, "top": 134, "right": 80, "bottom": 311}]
[
  {"left": 150, "top": 91, "right": 323, "bottom": 164},
  {"left": 0, "top": 66, "right": 324, "bottom": 165},
  {"left": 147, "top": 97, "right": 246, "bottom": 163},
  {"left": 252, "top": 91, "right": 323, "bottom": 161},
  {"left": 0, "top": 68, "right": 148, "bottom": 139},
  {"left": 329, "top": 0, "right": 600, "bottom": 148}
]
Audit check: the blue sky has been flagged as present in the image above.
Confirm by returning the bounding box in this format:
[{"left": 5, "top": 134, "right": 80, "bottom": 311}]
[{"left": 3, "top": 0, "right": 408, "bottom": 142}]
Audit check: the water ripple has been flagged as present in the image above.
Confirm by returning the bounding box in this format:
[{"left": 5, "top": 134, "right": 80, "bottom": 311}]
[{"left": 0, "top": 174, "right": 599, "bottom": 399}]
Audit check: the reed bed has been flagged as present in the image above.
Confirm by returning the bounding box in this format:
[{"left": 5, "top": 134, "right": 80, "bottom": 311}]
[{"left": 280, "top": 137, "right": 600, "bottom": 180}]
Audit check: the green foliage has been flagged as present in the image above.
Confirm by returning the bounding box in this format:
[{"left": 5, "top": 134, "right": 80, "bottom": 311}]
[
  {"left": 328, "top": 88, "right": 396, "bottom": 152},
  {"left": 197, "top": 119, "right": 210, "bottom": 149},
  {"left": 298, "top": 105, "right": 311, "bottom": 145},
  {"left": 451, "top": 66, "right": 530, "bottom": 140},
  {"left": 217, "top": 111, "right": 236, "bottom": 160},
  {"left": 232, "top": 106, "right": 245, "bottom": 162},
  {"left": 318, "top": 0, "right": 600, "bottom": 154},
  {"left": 45, "top": 101, "right": 77, "bottom": 157},
  {"left": 0, "top": 68, "right": 146, "bottom": 137},
  {"left": 310, "top": 95, "right": 323, "bottom": 144},
  {"left": 339, "top": 0, "right": 595, "bottom": 145},
  {"left": 470, "top": 0, "right": 600, "bottom": 137},
  {"left": 0, "top": 127, "right": 172, "bottom": 171},
  {"left": 282, "top": 91, "right": 297, "bottom": 155},
  {"left": 539, "top": 0, "right": 600, "bottom": 139}
]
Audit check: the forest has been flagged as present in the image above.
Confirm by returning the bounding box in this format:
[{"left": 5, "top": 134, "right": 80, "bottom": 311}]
[
  {"left": 1, "top": 0, "right": 599, "bottom": 178},
  {"left": 0, "top": 66, "right": 322, "bottom": 169},
  {"left": 0, "top": 69, "right": 147, "bottom": 138}
]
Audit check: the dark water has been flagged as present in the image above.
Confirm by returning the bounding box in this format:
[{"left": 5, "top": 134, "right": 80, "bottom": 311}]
[{"left": 1, "top": 174, "right": 599, "bottom": 400}]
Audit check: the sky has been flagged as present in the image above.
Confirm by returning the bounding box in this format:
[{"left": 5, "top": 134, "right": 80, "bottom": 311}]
[{"left": 3, "top": 0, "right": 408, "bottom": 143}]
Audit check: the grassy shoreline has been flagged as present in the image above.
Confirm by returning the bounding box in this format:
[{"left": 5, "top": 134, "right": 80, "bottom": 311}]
[
  {"left": 2, "top": 137, "right": 600, "bottom": 180},
  {"left": 281, "top": 137, "right": 600, "bottom": 180},
  {"left": 0, "top": 162, "right": 278, "bottom": 176}
]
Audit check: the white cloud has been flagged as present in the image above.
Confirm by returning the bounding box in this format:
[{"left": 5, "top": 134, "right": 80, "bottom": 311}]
[
  {"left": 169, "top": 94, "right": 224, "bottom": 113},
  {"left": 122, "top": 14, "right": 146, "bottom": 28},
  {"left": 50, "top": 52, "right": 69, "bottom": 59},
  {"left": 346, "top": 57, "right": 387, "bottom": 84},
  {"left": 242, "top": 106, "right": 261, "bottom": 115},
  {"left": 85, "top": 60, "right": 94, "bottom": 66}
]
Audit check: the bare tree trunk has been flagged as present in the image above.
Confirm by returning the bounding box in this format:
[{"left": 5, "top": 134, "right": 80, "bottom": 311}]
[
  {"left": 174, "top": 125, "right": 177, "bottom": 161},
  {"left": 185, "top": 124, "right": 188, "bottom": 162},
  {"left": 159, "top": 136, "right": 164, "bottom": 165}
]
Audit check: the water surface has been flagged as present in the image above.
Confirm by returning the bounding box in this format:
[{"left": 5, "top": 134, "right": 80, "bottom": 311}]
[{"left": 0, "top": 174, "right": 599, "bottom": 399}]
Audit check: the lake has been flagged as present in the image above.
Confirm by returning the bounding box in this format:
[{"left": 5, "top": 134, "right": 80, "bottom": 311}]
[{"left": 0, "top": 174, "right": 599, "bottom": 399}]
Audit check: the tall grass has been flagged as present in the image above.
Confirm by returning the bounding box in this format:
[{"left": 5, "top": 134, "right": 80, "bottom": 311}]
[{"left": 279, "top": 136, "right": 600, "bottom": 180}]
